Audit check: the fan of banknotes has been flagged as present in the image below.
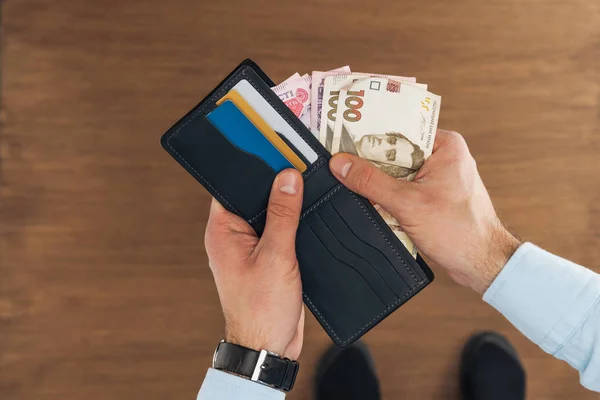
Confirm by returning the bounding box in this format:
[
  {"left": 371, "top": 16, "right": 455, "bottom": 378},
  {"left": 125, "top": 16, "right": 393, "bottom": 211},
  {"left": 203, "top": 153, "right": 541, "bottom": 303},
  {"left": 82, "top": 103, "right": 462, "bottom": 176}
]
[{"left": 271, "top": 67, "right": 442, "bottom": 259}]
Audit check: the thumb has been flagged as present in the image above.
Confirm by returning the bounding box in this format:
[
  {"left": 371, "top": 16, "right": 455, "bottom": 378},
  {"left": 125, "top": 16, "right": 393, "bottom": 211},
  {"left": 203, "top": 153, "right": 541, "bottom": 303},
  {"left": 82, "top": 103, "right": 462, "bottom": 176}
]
[
  {"left": 260, "top": 169, "right": 304, "bottom": 251},
  {"left": 329, "top": 153, "right": 415, "bottom": 216}
]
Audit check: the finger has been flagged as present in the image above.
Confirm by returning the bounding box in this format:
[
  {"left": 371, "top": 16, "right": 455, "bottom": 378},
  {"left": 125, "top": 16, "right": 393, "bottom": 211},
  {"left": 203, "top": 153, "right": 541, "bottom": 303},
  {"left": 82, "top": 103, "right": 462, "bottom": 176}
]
[
  {"left": 260, "top": 169, "right": 304, "bottom": 251},
  {"left": 206, "top": 198, "right": 227, "bottom": 235},
  {"left": 433, "top": 129, "right": 456, "bottom": 152},
  {"left": 209, "top": 197, "right": 227, "bottom": 217},
  {"left": 433, "top": 129, "right": 469, "bottom": 155},
  {"left": 329, "top": 153, "right": 414, "bottom": 215}
]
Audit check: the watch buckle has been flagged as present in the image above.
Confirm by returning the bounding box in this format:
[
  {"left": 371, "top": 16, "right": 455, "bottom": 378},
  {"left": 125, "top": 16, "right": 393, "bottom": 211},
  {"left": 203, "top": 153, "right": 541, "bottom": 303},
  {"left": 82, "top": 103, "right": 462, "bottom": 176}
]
[
  {"left": 250, "top": 348, "right": 280, "bottom": 383},
  {"left": 251, "top": 349, "right": 268, "bottom": 382}
]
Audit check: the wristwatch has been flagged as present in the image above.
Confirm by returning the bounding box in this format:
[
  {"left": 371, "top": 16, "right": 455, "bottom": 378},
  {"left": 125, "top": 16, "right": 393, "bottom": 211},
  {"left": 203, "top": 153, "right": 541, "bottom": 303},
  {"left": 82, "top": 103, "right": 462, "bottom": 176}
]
[{"left": 212, "top": 340, "right": 299, "bottom": 392}]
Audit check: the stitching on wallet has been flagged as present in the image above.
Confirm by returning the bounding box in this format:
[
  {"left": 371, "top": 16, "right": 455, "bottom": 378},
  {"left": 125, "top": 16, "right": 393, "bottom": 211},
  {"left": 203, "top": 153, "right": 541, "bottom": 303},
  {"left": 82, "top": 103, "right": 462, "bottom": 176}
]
[
  {"left": 329, "top": 202, "right": 411, "bottom": 289},
  {"left": 300, "top": 185, "right": 343, "bottom": 220},
  {"left": 248, "top": 208, "right": 267, "bottom": 224},
  {"left": 348, "top": 192, "right": 419, "bottom": 284},
  {"left": 303, "top": 279, "right": 427, "bottom": 345},
  {"left": 165, "top": 66, "right": 326, "bottom": 223}
]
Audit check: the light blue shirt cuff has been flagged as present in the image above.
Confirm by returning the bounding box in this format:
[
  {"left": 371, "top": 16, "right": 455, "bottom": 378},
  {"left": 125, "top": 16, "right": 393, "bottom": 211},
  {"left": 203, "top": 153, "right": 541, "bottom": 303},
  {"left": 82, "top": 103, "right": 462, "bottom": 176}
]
[
  {"left": 483, "top": 242, "right": 600, "bottom": 355},
  {"left": 197, "top": 368, "right": 285, "bottom": 400}
]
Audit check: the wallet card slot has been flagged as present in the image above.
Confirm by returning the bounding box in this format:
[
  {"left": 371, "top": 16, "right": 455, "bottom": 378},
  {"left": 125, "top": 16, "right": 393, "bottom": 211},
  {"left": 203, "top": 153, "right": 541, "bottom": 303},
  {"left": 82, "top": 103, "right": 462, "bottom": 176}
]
[
  {"left": 298, "top": 184, "right": 427, "bottom": 289},
  {"left": 329, "top": 190, "right": 426, "bottom": 287},
  {"left": 296, "top": 219, "right": 390, "bottom": 336},
  {"left": 317, "top": 202, "right": 411, "bottom": 296},
  {"left": 229, "top": 78, "right": 318, "bottom": 164},
  {"left": 163, "top": 113, "right": 276, "bottom": 220},
  {"left": 305, "top": 212, "right": 398, "bottom": 305},
  {"left": 237, "top": 67, "right": 329, "bottom": 163}
]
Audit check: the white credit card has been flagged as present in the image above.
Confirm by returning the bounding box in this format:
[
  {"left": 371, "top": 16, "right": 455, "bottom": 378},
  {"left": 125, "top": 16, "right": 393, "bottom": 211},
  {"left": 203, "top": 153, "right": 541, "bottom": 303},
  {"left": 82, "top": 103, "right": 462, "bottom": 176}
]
[{"left": 231, "top": 79, "right": 318, "bottom": 164}]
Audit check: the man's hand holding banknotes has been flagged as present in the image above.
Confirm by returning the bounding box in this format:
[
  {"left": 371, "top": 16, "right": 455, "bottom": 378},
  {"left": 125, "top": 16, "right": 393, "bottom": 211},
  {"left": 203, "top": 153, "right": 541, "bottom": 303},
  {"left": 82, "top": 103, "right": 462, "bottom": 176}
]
[{"left": 273, "top": 67, "right": 441, "bottom": 257}]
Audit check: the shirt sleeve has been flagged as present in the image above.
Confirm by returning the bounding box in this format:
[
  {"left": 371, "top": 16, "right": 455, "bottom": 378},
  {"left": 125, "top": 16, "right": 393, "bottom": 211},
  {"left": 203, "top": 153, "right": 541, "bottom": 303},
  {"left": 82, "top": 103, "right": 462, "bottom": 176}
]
[
  {"left": 197, "top": 368, "right": 286, "bottom": 400},
  {"left": 484, "top": 242, "right": 600, "bottom": 391}
]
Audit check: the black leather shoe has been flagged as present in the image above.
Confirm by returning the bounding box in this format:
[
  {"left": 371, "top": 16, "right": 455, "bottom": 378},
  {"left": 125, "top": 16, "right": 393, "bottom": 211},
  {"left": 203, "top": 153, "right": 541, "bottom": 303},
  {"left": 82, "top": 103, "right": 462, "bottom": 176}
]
[
  {"left": 461, "top": 331, "right": 526, "bottom": 400},
  {"left": 315, "top": 341, "right": 381, "bottom": 400}
]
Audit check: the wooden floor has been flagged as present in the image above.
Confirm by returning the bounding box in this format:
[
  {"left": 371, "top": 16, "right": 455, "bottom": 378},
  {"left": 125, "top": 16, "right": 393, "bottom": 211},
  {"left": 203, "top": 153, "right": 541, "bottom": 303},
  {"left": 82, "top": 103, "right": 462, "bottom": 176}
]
[{"left": 1, "top": 0, "right": 599, "bottom": 398}]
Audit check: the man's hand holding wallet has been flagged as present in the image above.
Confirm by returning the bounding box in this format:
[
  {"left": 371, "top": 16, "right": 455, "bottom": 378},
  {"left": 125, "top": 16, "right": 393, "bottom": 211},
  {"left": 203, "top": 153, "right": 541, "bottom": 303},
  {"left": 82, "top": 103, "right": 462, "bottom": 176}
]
[{"left": 204, "top": 171, "right": 305, "bottom": 391}]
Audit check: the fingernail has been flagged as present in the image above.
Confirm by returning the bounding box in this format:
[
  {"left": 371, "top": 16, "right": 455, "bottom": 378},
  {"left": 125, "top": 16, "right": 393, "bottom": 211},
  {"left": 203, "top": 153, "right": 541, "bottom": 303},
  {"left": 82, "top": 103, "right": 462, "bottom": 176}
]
[
  {"left": 330, "top": 155, "right": 352, "bottom": 178},
  {"left": 278, "top": 171, "right": 298, "bottom": 195}
]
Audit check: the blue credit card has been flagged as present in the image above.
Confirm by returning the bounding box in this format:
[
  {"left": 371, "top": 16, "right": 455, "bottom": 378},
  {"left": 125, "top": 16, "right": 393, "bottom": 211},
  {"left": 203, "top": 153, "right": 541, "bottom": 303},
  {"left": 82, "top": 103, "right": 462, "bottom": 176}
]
[{"left": 207, "top": 100, "right": 294, "bottom": 173}]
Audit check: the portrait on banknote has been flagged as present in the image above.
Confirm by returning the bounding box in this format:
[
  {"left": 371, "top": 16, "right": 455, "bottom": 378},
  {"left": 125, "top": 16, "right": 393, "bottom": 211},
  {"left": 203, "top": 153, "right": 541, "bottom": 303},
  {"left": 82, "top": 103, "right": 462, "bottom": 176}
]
[{"left": 339, "top": 128, "right": 425, "bottom": 179}]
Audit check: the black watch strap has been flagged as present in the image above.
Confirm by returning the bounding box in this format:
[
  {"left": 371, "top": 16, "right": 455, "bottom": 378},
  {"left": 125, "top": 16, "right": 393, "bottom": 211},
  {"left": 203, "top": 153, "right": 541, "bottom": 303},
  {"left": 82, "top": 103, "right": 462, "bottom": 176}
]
[{"left": 212, "top": 341, "right": 299, "bottom": 392}]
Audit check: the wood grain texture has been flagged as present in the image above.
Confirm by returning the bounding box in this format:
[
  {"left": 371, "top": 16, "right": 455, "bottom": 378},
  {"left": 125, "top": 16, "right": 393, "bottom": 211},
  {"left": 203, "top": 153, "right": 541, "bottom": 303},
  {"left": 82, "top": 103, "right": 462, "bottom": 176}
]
[{"left": 1, "top": 0, "right": 599, "bottom": 398}]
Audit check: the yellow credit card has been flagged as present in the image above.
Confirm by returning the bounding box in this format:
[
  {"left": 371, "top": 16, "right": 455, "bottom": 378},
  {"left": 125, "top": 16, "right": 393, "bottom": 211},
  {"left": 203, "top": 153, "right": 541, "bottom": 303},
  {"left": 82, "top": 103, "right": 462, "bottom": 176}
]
[{"left": 217, "top": 90, "right": 307, "bottom": 173}]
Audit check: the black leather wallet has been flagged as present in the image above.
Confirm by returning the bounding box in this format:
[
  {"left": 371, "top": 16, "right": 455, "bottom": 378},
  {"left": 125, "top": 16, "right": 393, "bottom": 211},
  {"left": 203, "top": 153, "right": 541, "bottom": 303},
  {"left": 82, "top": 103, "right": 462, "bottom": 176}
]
[{"left": 161, "top": 59, "right": 434, "bottom": 347}]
